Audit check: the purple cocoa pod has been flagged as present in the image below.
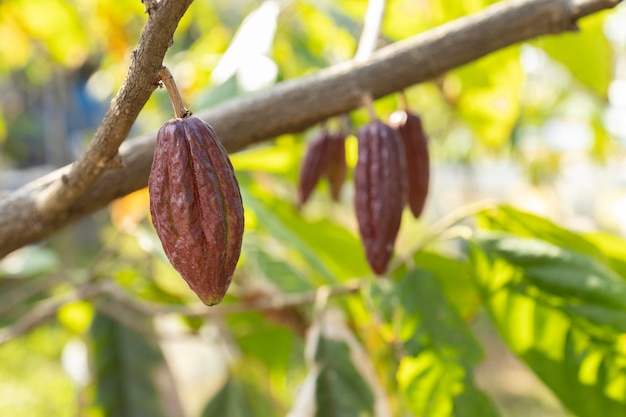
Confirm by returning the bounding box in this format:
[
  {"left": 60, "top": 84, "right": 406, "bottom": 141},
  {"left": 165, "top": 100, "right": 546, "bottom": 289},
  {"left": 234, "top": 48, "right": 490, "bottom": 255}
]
[
  {"left": 148, "top": 116, "right": 244, "bottom": 306},
  {"left": 325, "top": 132, "right": 347, "bottom": 201},
  {"left": 297, "top": 129, "right": 332, "bottom": 206},
  {"left": 354, "top": 120, "right": 407, "bottom": 275},
  {"left": 389, "top": 110, "right": 430, "bottom": 218}
]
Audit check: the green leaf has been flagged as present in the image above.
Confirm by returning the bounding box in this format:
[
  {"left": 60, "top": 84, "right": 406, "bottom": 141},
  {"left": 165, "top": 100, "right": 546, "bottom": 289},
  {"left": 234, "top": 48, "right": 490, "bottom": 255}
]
[
  {"left": 397, "top": 350, "right": 502, "bottom": 417},
  {"left": 477, "top": 204, "right": 606, "bottom": 262},
  {"left": 89, "top": 312, "right": 183, "bottom": 417},
  {"left": 413, "top": 251, "right": 480, "bottom": 320},
  {"left": 0, "top": 325, "right": 76, "bottom": 416},
  {"left": 227, "top": 310, "right": 304, "bottom": 375},
  {"left": 397, "top": 351, "right": 465, "bottom": 416},
  {"left": 369, "top": 270, "right": 482, "bottom": 364},
  {"left": 477, "top": 233, "right": 626, "bottom": 311},
  {"left": 368, "top": 271, "right": 500, "bottom": 416},
  {"left": 451, "top": 47, "right": 523, "bottom": 147},
  {"left": 244, "top": 245, "right": 313, "bottom": 293},
  {"left": 242, "top": 184, "right": 370, "bottom": 284},
  {"left": 201, "top": 370, "right": 276, "bottom": 417},
  {"left": 533, "top": 12, "right": 612, "bottom": 96},
  {"left": 290, "top": 308, "right": 386, "bottom": 417},
  {"left": 470, "top": 235, "right": 626, "bottom": 416},
  {"left": 584, "top": 232, "right": 626, "bottom": 281},
  {"left": 313, "top": 337, "right": 376, "bottom": 417}
]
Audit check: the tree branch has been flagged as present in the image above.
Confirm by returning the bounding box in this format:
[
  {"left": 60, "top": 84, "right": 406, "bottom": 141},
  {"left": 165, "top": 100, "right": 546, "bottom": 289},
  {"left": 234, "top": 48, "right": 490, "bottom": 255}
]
[
  {"left": 0, "top": 0, "right": 621, "bottom": 258},
  {"left": 35, "top": 0, "right": 193, "bottom": 216},
  {"left": 0, "top": 279, "right": 362, "bottom": 345}
]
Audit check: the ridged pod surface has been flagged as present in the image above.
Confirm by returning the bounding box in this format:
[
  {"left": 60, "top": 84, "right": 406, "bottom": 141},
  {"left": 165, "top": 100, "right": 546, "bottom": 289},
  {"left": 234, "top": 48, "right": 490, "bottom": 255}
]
[
  {"left": 148, "top": 116, "right": 244, "bottom": 306},
  {"left": 297, "top": 130, "right": 331, "bottom": 206},
  {"left": 354, "top": 120, "right": 407, "bottom": 275},
  {"left": 390, "top": 110, "right": 430, "bottom": 218},
  {"left": 325, "top": 132, "right": 347, "bottom": 201}
]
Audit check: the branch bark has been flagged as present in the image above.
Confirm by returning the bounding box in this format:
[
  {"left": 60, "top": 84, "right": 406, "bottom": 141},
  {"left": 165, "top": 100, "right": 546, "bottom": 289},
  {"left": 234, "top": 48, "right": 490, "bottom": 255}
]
[
  {"left": 34, "top": 1, "right": 193, "bottom": 217},
  {"left": 0, "top": 0, "right": 621, "bottom": 258}
]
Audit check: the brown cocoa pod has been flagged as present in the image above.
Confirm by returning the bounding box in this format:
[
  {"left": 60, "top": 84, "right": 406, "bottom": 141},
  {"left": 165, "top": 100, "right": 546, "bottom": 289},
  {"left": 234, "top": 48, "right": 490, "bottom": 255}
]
[
  {"left": 390, "top": 110, "right": 429, "bottom": 218},
  {"left": 297, "top": 129, "right": 331, "bottom": 206},
  {"left": 354, "top": 120, "right": 407, "bottom": 275},
  {"left": 325, "top": 132, "right": 347, "bottom": 201},
  {"left": 148, "top": 116, "right": 244, "bottom": 306}
]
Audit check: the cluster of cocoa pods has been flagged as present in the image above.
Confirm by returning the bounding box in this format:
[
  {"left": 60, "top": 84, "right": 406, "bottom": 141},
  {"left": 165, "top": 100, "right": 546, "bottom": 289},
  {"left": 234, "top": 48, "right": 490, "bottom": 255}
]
[
  {"left": 298, "top": 100, "right": 430, "bottom": 275},
  {"left": 148, "top": 68, "right": 428, "bottom": 305}
]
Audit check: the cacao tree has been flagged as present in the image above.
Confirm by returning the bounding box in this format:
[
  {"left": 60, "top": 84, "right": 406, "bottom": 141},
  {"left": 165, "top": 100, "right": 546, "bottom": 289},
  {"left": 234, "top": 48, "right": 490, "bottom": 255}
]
[{"left": 1, "top": 0, "right": 625, "bottom": 416}]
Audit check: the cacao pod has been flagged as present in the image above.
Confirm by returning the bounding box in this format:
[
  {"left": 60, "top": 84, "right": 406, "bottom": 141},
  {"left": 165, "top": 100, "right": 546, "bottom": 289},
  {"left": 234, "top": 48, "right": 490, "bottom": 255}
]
[
  {"left": 297, "top": 129, "right": 331, "bottom": 206},
  {"left": 389, "top": 110, "right": 429, "bottom": 218},
  {"left": 148, "top": 116, "right": 244, "bottom": 306},
  {"left": 325, "top": 132, "right": 347, "bottom": 201},
  {"left": 354, "top": 120, "right": 407, "bottom": 275}
]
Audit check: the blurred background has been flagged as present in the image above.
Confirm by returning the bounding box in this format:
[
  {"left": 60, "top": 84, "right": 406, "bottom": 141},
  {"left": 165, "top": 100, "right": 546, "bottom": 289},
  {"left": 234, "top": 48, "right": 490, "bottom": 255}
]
[{"left": 1, "top": 0, "right": 626, "bottom": 416}]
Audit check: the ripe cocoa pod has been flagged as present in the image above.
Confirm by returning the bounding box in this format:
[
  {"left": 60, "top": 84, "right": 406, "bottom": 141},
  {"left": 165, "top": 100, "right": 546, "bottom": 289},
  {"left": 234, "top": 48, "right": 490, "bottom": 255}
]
[
  {"left": 354, "top": 120, "right": 407, "bottom": 275},
  {"left": 325, "top": 132, "right": 347, "bottom": 201},
  {"left": 148, "top": 116, "right": 244, "bottom": 306},
  {"left": 389, "top": 110, "right": 429, "bottom": 218},
  {"left": 297, "top": 129, "right": 331, "bottom": 206}
]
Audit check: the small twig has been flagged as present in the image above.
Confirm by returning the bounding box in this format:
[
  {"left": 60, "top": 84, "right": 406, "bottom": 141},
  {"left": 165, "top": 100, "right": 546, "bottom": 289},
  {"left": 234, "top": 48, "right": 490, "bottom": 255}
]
[
  {"left": 354, "top": 0, "right": 388, "bottom": 62},
  {"left": 0, "top": 274, "right": 63, "bottom": 317},
  {"left": 0, "top": 278, "right": 363, "bottom": 345},
  {"left": 158, "top": 66, "right": 191, "bottom": 119},
  {"left": 92, "top": 297, "right": 156, "bottom": 336},
  {"left": 98, "top": 279, "right": 363, "bottom": 317},
  {"left": 0, "top": 282, "right": 106, "bottom": 345}
]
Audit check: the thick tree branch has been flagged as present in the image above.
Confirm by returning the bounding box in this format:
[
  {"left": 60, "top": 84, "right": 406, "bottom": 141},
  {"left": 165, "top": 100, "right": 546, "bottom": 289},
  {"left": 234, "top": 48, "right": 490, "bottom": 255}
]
[
  {"left": 36, "top": 0, "right": 193, "bottom": 214},
  {"left": 0, "top": 0, "right": 621, "bottom": 258}
]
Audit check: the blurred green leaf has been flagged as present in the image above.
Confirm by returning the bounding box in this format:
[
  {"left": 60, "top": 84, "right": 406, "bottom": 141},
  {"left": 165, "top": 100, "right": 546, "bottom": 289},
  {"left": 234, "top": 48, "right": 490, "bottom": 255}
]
[
  {"left": 584, "top": 232, "right": 626, "bottom": 281},
  {"left": 451, "top": 47, "right": 523, "bottom": 147},
  {"left": 243, "top": 245, "right": 312, "bottom": 293},
  {"left": 201, "top": 370, "right": 277, "bottom": 417},
  {"left": 89, "top": 311, "right": 184, "bottom": 417},
  {"left": 313, "top": 337, "right": 376, "bottom": 417},
  {"left": 57, "top": 301, "right": 94, "bottom": 335},
  {"left": 470, "top": 234, "right": 626, "bottom": 416},
  {"left": 533, "top": 12, "right": 612, "bottom": 96},
  {"left": 289, "top": 307, "right": 386, "bottom": 417},
  {"left": 231, "top": 139, "right": 302, "bottom": 176},
  {"left": 369, "top": 270, "right": 499, "bottom": 416},
  {"left": 242, "top": 184, "right": 370, "bottom": 284},
  {"left": 413, "top": 251, "right": 480, "bottom": 320},
  {"left": 0, "top": 326, "right": 75, "bottom": 417},
  {"left": 397, "top": 351, "right": 501, "bottom": 417},
  {"left": 477, "top": 233, "right": 626, "bottom": 311},
  {"left": 369, "top": 270, "right": 481, "bottom": 363},
  {"left": 477, "top": 204, "right": 607, "bottom": 262},
  {"left": 228, "top": 311, "right": 304, "bottom": 375}
]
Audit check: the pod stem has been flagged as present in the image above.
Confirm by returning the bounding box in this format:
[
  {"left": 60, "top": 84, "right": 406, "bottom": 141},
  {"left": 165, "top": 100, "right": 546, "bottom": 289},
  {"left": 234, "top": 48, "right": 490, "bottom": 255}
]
[
  {"left": 361, "top": 93, "right": 378, "bottom": 121},
  {"left": 158, "top": 66, "right": 191, "bottom": 119},
  {"left": 397, "top": 90, "right": 409, "bottom": 111}
]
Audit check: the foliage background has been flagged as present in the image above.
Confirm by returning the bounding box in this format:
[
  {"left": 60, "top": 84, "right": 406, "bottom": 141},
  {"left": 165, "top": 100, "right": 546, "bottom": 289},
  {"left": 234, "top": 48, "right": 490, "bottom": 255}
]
[{"left": 1, "top": 0, "right": 626, "bottom": 416}]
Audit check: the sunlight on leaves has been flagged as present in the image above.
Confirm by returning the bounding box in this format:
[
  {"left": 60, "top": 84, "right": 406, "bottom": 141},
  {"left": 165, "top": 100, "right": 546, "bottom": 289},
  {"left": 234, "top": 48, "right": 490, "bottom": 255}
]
[
  {"left": 470, "top": 234, "right": 626, "bottom": 416},
  {"left": 450, "top": 47, "right": 523, "bottom": 148},
  {"left": 534, "top": 12, "right": 612, "bottom": 97}
]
